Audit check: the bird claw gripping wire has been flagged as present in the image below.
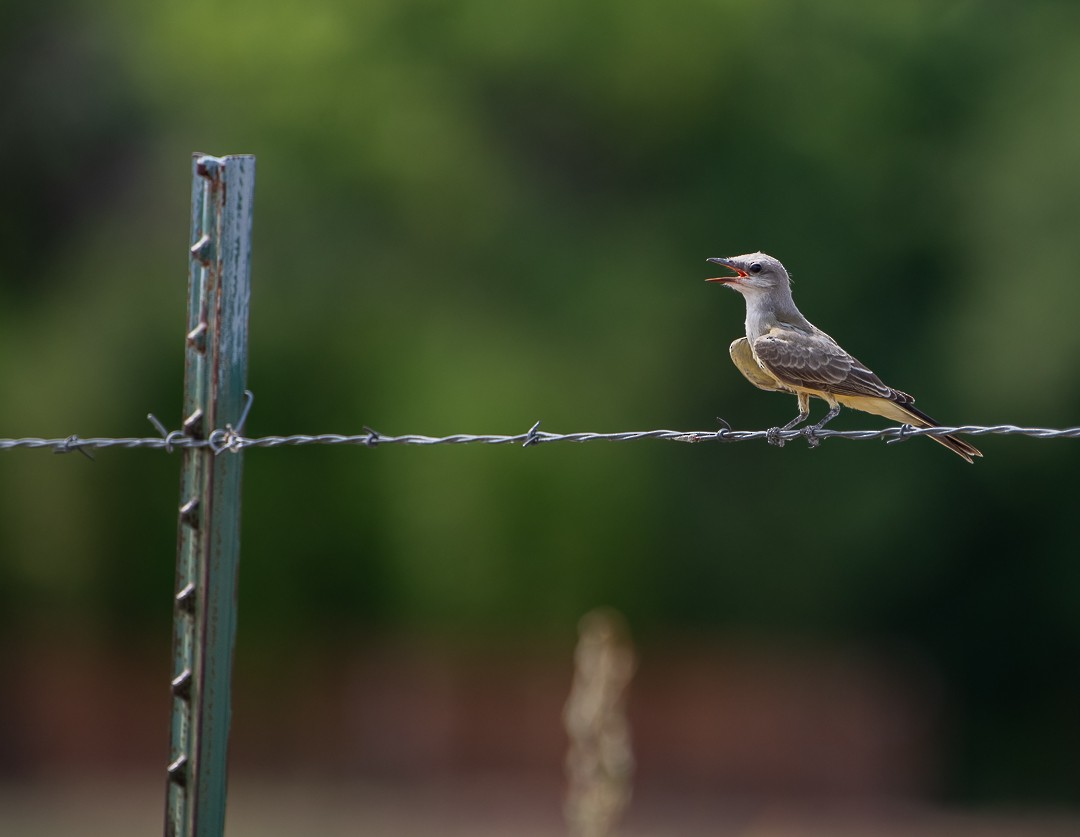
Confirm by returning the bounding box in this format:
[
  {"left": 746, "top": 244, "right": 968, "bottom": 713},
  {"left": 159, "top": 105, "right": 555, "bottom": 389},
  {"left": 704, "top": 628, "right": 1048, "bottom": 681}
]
[
  {"left": 802, "top": 426, "right": 822, "bottom": 448},
  {"left": 766, "top": 426, "right": 786, "bottom": 447}
]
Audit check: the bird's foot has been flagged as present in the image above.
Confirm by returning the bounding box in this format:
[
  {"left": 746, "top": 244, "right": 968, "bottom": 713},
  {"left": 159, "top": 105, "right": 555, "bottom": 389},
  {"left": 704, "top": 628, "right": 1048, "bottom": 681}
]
[
  {"left": 766, "top": 426, "right": 786, "bottom": 447},
  {"left": 802, "top": 425, "right": 821, "bottom": 448}
]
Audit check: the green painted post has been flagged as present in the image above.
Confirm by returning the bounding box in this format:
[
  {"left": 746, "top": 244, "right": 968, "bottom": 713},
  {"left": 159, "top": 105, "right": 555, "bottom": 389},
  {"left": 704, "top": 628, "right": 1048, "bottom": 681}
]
[{"left": 165, "top": 153, "right": 256, "bottom": 837}]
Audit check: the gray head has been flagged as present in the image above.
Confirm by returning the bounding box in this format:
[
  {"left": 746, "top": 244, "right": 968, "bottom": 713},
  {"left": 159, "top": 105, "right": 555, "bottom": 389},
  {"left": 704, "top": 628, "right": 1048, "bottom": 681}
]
[{"left": 705, "top": 252, "right": 791, "bottom": 297}]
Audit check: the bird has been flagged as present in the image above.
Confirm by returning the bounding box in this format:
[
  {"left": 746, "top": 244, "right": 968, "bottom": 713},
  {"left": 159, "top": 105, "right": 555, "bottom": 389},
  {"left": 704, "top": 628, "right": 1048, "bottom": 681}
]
[{"left": 705, "top": 252, "right": 982, "bottom": 462}]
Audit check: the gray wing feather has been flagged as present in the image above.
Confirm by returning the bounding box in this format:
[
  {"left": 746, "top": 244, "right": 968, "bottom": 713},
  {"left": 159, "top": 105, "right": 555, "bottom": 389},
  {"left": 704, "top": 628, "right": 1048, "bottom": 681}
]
[{"left": 752, "top": 327, "right": 898, "bottom": 400}]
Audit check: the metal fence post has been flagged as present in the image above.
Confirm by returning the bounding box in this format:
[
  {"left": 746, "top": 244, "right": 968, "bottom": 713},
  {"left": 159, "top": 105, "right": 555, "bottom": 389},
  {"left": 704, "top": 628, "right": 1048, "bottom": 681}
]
[{"left": 165, "top": 153, "right": 256, "bottom": 837}]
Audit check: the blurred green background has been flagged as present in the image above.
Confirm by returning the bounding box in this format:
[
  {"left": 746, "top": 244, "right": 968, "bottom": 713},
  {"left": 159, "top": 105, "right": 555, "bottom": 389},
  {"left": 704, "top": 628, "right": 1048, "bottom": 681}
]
[{"left": 3, "top": 0, "right": 1080, "bottom": 830}]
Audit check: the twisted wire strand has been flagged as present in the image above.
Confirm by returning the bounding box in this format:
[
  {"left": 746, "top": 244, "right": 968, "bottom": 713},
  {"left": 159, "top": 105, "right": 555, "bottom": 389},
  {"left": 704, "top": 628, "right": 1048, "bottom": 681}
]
[{"left": 2, "top": 422, "right": 1079, "bottom": 455}]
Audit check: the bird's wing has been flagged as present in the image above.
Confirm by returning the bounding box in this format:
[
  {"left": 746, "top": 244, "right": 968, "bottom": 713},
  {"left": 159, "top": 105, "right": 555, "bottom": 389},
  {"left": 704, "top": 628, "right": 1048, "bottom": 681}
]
[
  {"left": 752, "top": 326, "right": 897, "bottom": 400},
  {"left": 729, "top": 337, "right": 786, "bottom": 392}
]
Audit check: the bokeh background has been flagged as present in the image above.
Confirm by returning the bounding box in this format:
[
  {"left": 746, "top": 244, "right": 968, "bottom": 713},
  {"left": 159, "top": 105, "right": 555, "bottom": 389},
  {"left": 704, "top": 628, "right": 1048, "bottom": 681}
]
[{"left": 3, "top": 1, "right": 1080, "bottom": 834}]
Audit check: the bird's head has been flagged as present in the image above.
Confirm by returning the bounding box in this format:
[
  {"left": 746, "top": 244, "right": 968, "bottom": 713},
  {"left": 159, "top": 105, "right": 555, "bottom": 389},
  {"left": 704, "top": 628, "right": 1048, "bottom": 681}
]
[{"left": 705, "top": 252, "right": 790, "bottom": 295}]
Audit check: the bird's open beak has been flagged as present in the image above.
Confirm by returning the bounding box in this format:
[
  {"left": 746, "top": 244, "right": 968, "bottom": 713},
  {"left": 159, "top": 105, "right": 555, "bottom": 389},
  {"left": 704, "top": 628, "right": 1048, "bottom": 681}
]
[{"left": 705, "top": 257, "right": 747, "bottom": 285}]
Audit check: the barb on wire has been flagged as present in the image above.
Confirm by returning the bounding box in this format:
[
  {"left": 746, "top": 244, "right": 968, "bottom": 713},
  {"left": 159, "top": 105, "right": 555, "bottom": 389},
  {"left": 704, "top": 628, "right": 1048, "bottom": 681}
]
[
  {"left": 522, "top": 420, "right": 543, "bottom": 448},
  {"left": 887, "top": 423, "right": 917, "bottom": 445},
  {"left": 2, "top": 419, "right": 1080, "bottom": 455},
  {"left": 54, "top": 435, "right": 95, "bottom": 460},
  {"left": 234, "top": 389, "right": 255, "bottom": 434}
]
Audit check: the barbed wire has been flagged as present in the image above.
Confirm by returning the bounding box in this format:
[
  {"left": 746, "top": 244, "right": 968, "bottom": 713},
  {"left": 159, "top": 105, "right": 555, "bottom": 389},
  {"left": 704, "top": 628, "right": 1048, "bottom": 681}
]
[{"left": 2, "top": 415, "right": 1079, "bottom": 456}]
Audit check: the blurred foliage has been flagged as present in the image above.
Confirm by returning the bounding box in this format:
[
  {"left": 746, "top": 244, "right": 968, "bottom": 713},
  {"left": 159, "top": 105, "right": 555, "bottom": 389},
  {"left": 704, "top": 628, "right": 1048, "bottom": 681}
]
[{"left": 3, "top": 0, "right": 1080, "bottom": 805}]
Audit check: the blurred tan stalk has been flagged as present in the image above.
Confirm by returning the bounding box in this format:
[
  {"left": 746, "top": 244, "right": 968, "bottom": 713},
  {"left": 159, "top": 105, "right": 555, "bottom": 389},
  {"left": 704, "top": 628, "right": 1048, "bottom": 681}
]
[{"left": 563, "top": 608, "right": 636, "bottom": 837}]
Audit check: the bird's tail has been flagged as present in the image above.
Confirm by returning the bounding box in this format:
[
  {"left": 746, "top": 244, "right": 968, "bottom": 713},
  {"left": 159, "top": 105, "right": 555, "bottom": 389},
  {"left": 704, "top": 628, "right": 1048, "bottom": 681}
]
[
  {"left": 889, "top": 400, "right": 982, "bottom": 463},
  {"left": 838, "top": 393, "right": 982, "bottom": 462}
]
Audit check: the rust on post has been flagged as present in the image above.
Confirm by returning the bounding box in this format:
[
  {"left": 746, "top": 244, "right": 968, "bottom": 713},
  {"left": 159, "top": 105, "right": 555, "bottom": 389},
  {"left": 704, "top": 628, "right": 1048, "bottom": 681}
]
[{"left": 165, "top": 153, "right": 255, "bottom": 837}]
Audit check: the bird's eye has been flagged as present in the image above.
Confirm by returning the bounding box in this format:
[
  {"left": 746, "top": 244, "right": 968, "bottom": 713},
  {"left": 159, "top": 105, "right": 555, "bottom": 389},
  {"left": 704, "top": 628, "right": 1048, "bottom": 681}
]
[{"left": 749, "top": 263, "right": 763, "bottom": 275}]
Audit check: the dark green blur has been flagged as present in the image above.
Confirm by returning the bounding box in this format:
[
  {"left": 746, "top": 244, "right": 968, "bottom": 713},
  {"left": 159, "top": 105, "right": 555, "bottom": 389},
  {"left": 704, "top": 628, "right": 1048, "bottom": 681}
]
[{"left": 3, "top": 0, "right": 1080, "bottom": 805}]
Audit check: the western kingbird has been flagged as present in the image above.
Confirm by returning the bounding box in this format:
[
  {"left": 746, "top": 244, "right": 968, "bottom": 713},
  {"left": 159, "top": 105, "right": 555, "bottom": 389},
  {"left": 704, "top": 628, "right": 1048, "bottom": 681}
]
[{"left": 706, "top": 252, "right": 981, "bottom": 463}]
